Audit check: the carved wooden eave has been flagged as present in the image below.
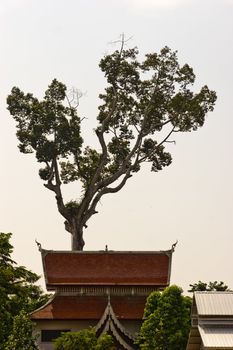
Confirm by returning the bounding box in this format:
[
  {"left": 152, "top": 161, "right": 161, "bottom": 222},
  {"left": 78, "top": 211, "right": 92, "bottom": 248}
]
[{"left": 95, "top": 296, "right": 136, "bottom": 350}]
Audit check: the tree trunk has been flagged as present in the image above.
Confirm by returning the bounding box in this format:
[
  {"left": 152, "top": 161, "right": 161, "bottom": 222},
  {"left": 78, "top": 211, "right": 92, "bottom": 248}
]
[
  {"left": 71, "top": 223, "right": 85, "bottom": 251},
  {"left": 65, "top": 218, "right": 85, "bottom": 251}
]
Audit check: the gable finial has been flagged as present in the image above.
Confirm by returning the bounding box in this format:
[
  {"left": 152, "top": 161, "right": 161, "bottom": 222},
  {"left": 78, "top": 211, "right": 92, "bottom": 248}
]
[
  {"left": 35, "top": 239, "right": 42, "bottom": 252},
  {"left": 171, "top": 240, "right": 178, "bottom": 252}
]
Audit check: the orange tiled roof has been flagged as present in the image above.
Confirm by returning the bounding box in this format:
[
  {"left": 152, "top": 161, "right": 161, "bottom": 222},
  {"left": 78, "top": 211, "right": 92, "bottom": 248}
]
[
  {"left": 31, "top": 295, "right": 147, "bottom": 320},
  {"left": 41, "top": 250, "right": 172, "bottom": 290}
]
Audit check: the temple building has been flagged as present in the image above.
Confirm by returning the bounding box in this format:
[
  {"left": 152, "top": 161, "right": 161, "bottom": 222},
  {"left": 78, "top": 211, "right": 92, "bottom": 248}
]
[{"left": 31, "top": 246, "right": 174, "bottom": 350}]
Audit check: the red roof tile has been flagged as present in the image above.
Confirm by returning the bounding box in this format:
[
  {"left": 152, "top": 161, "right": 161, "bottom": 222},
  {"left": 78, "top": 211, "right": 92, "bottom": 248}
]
[
  {"left": 31, "top": 295, "right": 147, "bottom": 320},
  {"left": 42, "top": 250, "right": 172, "bottom": 290}
]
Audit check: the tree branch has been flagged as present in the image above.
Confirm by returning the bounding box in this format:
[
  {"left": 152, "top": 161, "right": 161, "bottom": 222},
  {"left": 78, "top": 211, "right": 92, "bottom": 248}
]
[
  {"left": 76, "top": 51, "right": 123, "bottom": 220},
  {"left": 157, "top": 126, "right": 176, "bottom": 147},
  {"left": 83, "top": 170, "right": 132, "bottom": 226},
  {"left": 45, "top": 157, "right": 70, "bottom": 221},
  {"left": 139, "top": 126, "right": 176, "bottom": 164}
]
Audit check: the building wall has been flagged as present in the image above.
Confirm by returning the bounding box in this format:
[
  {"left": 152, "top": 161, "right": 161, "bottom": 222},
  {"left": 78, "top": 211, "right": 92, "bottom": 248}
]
[
  {"left": 34, "top": 319, "right": 142, "bottom": 350},
  {"left": 34, "top": 320, "right": 97, "bottom": 350}
]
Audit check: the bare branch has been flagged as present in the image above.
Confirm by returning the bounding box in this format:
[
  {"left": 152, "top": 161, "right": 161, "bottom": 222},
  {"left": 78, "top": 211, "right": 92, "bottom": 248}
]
[
  {"left": 65, "top": 87, "right": 82, "bottom": 109},
  {"left": 165, "top": 140, "right": 176, "bottom": 144},
  {"left": 157, "top": 126, "right": 176, "bottom": 148},
  {"left": 80, "top": 116, "right": 87, "bottom": 122},
  {"left": 109, "top": 33, "right": 133, "bottom": 50}
]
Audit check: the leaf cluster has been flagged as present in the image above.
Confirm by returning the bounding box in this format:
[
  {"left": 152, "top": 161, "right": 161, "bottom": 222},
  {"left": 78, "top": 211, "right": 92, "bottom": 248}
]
[
  {"left": 54, "top": 328, "right": 114, "bottom": 350},
  {"left": 188, "top": 280, "right": 229, "bottom": 292},
  {"left": 7, "top": 80, "right": 83, "bottom": 162},
  {"left": 136, "top": 285, "right": 192, "bottom": 350},
  {"left": 0, "top": 233, "right": 49, "bottom": 346},
  {"left": 4, "top": 310, "right": 39, "bottom": 350}
]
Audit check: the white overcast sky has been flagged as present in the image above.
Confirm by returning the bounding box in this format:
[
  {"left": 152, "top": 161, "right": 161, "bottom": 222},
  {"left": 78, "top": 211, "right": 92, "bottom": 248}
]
[{"left": 1, "top": 0, "right": 233, "bottom": 293}]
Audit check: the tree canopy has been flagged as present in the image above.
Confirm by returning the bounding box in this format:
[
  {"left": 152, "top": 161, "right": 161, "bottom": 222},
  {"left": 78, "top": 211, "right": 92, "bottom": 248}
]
[
  {"left": 4, "top": 310, "right": 39, "bottom": 350},
  {"left": 188, "top": 280, "right": 229, "bottom": 292},
  {"left": 7, "top": 41, "right": 217, "bottom": 250},
  {"left": 136, "top": 285, "right": 192, "bottom": 350},
  {"left": 0, "top": 232, "right": 49, "bottom": 347}
]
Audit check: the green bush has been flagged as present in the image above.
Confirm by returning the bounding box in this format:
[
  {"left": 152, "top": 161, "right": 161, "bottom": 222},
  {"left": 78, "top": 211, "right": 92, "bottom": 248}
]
[{"left": 54, "top": 328, "right": 114, "bottom": 350}]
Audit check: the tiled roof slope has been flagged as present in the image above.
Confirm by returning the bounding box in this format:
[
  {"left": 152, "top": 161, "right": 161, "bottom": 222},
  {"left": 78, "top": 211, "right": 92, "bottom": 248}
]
[
  {"left": 41, "top": 250, "right": 172, "bottom": 289},
  {"left": 31, "top": 295, "right": 147, "bottom": 320}
]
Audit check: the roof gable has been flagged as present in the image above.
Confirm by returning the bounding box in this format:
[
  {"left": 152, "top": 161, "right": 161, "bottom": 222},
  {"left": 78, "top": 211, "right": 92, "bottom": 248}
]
[{"left": 95, "top": 297, "right": 136, "bottom": 350}]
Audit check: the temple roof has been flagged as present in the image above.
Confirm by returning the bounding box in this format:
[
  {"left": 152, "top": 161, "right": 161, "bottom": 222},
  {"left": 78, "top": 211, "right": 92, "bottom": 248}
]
[
  {"left": 41, "top": 249, "right": 173, "bottom": 290},
  {"left": 31, "top": 294, "right": 147, "bottom": 320}
]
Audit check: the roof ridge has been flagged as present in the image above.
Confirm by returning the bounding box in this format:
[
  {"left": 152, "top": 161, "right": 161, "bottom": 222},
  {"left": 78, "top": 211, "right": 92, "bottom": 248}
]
[{"left": 40, "top": 249, "right": 173, "bottom": 254}]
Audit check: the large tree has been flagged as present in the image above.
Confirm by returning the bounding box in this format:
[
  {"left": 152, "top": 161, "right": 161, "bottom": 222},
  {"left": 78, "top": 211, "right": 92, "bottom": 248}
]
[
  {"left": 136, "top": 285, "right": 192, "bottom": 350},
  {"left": 0, "top": 232, "right": 49, "bottom": 347},
  {"left": 7, "top": 42, "right": 217, "bottom": 250}
]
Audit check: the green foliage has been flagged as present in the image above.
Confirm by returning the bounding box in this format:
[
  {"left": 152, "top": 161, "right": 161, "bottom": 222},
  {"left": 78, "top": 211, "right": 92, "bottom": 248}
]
[
  {"left": 7, "top": 42, "right": 217, "bottom": 250},
  {"left": 0, "top": 232, "right": 49, "bottom": 347},
  {"left": 65, "top": 200, "right": 80, "bottom": 215},
  {"left": 54, "top": 328, "right": 114, "bottom": 350},
  {"left": 136, "top": 285, "right": 192, "bottom": 350},
  {"left": 54, "top": 329, "right": 96, "bottom": 350},
  {"left": 188, "top": 280, "right": 229, "bottom": 292},
  {"left": 7, "top": 79, "right": 83, "bottom": 161},
  {"left": 142, "top": 290, "right": 161, "bottom": 319},
  {"left": 95, "top": 333, "right": 115, "bottom": 350},
  {"left": 4, "top": 310, "right": 38, "bottom": 350}
]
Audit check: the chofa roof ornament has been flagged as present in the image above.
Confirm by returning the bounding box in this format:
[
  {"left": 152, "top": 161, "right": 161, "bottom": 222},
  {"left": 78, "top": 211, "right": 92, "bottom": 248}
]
[
  {"left": 35, "top": 239, "right": 42, "bottom": 252},
  {"left": 171, "top": 240, "right": 178, "bottom": 252}
]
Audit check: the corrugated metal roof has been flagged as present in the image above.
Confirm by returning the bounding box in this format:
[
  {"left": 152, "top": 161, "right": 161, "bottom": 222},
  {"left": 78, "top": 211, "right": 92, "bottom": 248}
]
[
  {"left": 195, "top": 292, "right": 233, "bottom": 316},
  {"left": 199, "top": 325, "right": 233, "bottom": 347}
]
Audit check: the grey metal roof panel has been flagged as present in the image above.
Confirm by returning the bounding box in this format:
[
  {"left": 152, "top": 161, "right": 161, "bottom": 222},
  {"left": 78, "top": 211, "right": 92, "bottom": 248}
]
[
  {"left": 195, "top": 292, "right": 233, "bottom": 316},
  {"left": 199, "top": 325, "right": 233, "bottom": 347}
]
